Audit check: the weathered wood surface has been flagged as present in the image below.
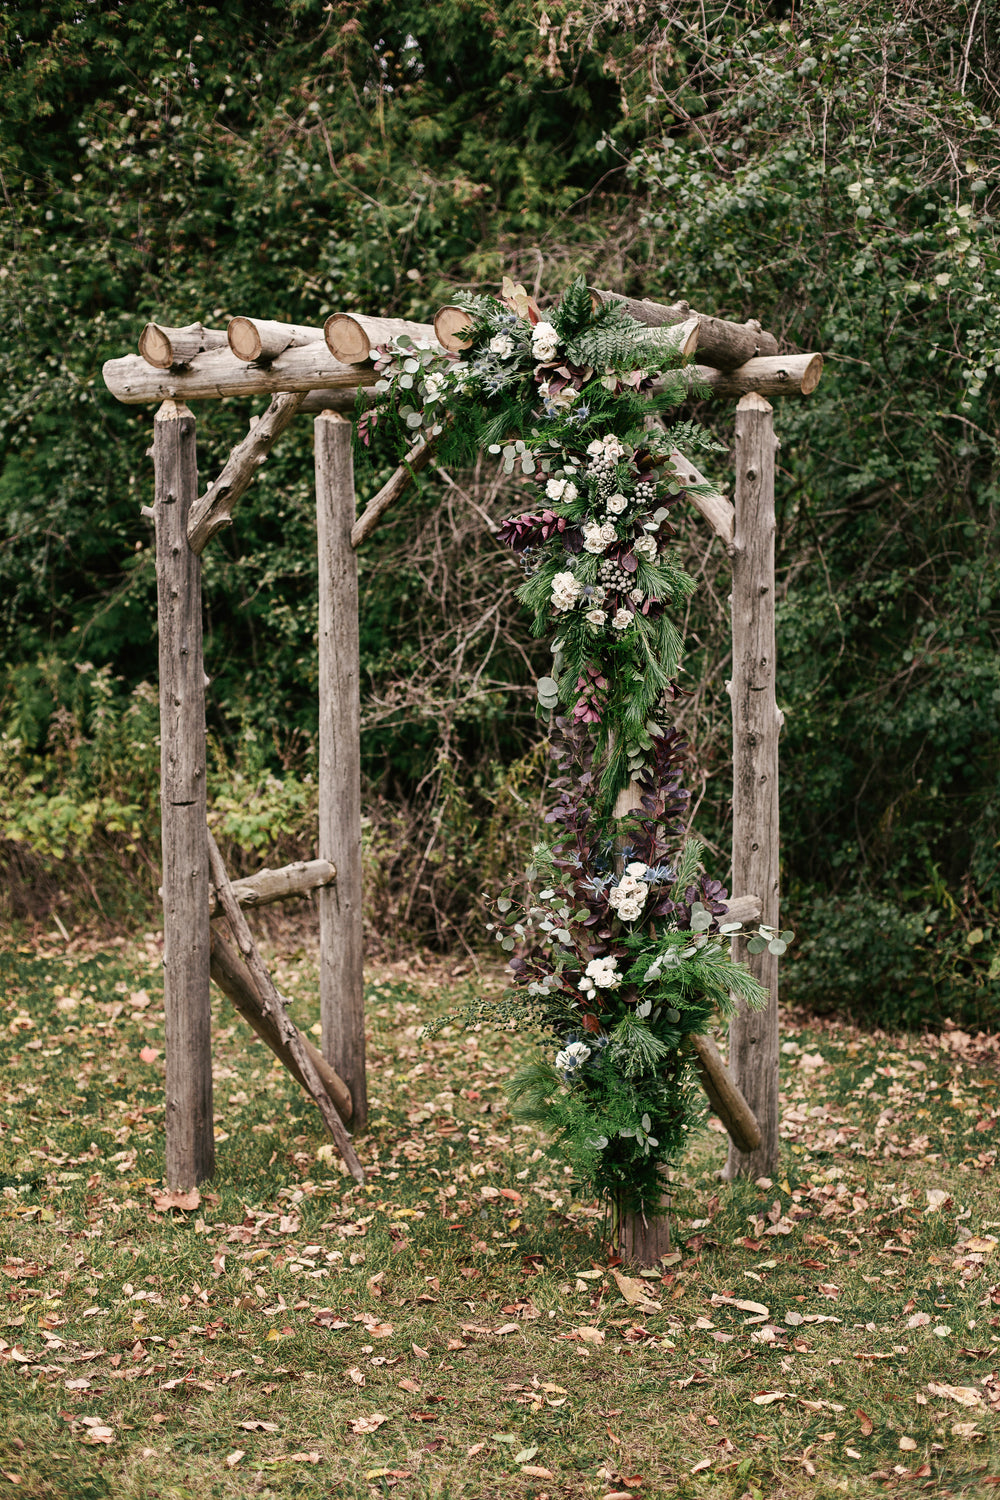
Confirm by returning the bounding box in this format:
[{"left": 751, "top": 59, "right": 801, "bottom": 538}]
[
  {"left": 591, "top": 288, "right": 779, "bottom": 369},
  {"left": 325, "top": 313, "right": 440, "bottom": 364},
  {"left": 690, "top": 1033, "right": 762, "bottom": 1153},
  {"left": 666, "top": 446, "right": 736, "bottom": 546},
  {"left": 207, "top": 831, "right": 365, "bottom": 1181},
  {"left": 228, "top": 317, "right": 327, "bottom": 363},
  {"left": 154, "top": 401, "right": 214, "bottom": 1190},
  {"left": 351, "top": 436, "right": 438, "bottom": 548},
  {"left": 725, "top": 393, "right": 782, "bottom": 1181},
  {"left": 433, "top": 306, "right": 474, "bottom": 352},
  {"left": 208, "top": 928, "right": 352, "bottom": 1122},
  {"left": 690, "top": 353, "right": 823, "bottom": 399},
  {"left": 208, "top": 858, "right": 336, "bottom": 917},
  {"left": 139, "top": 322, "right": 228, "bottom": 369},
  {"left": 103, "top": 342, "right": 376, "bottom": 404},
  {"left": 187, "top": 391, "right": 305, "bottom": 554},
  {"left": 315, "top": 413, "right": 367, "bottom": 1132}
]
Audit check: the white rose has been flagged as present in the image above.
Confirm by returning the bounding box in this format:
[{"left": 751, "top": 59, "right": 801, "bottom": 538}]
[
  {"left": 550, "top": 570, "right": 582, "bottom": 611},
  {"left": 634, "top": 535, "right": 658, "bottom": 560},
  {"left": 606, "top": 492, "right": 629, "bottom": 514},
  {"left": 584, "top": 608, "right": 606, "bottom": 629},
  {"left": 582, "top": 521, "right": 617, "bottom": 555},
  {"left": 586, "top": 439, "right": 605, "bottom": 456},
  {"left": 532, "top": 320, "right": 557, "bottom": 345},
  {"left": 563, "top": 481, "right": 578, "bottom": 501},
  {"left": 489, "top": 334, "right": 515, "bottom": 357},
  {"left": 629, "top": 588, "right": 644, "bottom": 604},
  {"left": 424, "top": 372, "right": 448, "bottom": 397},
  {"left": 625, "top": 862, "right": 648, "bottom": 879},
  {"left": 611, "top": 608, "right": 634, "bottom": 631},
  {"left": 615, "top": 899, "right": 643, "bottom": 922}
]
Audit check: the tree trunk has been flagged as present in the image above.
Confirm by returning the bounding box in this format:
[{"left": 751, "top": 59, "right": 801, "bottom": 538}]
[
  {"left": 154, "top": 401, "right": 214, "bottom": 1191},
  {"left": 726, "top": 394, "right": 782, "bottom": 1180},
  {"left": 315, "top": 412, "right": 367, "bottom": 1132}
]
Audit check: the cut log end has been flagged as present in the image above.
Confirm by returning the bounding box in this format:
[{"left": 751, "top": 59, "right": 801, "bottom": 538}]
[
  {"left": 139, "top": 324, "right": 173, "bottom": 370},
  {"left": 325, "top": 314, "right": 372, "bottom": 364},
  {"left": 434, "top": 305, "right": 473, "bottom": 352},
  {"left": 227, "top": 316, "right": 264, "bottom": 362},
  {"left": 800, "top": 352, "right": 824, "bottom": 396}
]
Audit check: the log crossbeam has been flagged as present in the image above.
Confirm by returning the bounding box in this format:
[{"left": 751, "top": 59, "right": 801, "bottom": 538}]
[{"left": 208, "top": 857, "right": 336, "bottom": 918}]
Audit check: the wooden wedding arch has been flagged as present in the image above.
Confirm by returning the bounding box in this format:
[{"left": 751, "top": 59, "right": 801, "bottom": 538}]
[{"left": 102, "top": 291, "right": 823, "bottom": 1226}]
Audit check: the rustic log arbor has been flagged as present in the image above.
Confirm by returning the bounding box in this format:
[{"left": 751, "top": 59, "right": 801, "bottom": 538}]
[{"left": 103, "top": 290, "right": 823, "bottom": 1245}]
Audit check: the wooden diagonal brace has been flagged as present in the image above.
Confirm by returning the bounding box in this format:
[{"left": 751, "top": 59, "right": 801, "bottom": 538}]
[
  {"left": 206, "top": 830, "right": 365, "bottom": 1183},
  {"left": 689, "top": 1032, "right": 762, "bottom": 1154},
  {"left": 351, "top": 436, "right": 439, "bottom": 548},
  {"left": 209, "top": 928, "right": 353, "bottom": 1123},
  {"left": 187, "top": 391, "right": 305, "bottom": 554}
]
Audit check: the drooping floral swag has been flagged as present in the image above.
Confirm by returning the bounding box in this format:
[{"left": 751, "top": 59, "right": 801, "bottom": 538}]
[{"left": 357, "top": 277, "right": 789, "bottom": 1223}]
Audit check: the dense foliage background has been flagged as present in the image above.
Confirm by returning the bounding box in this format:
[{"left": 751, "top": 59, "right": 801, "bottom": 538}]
[{"left": 1, "top": 0, "right": 998, "bottom": 1028}]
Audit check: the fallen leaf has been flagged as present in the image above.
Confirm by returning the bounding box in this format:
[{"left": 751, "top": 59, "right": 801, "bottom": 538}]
[
  {"left": 612, "top": 1270, "right": 662, "bottom": 1313},
  {"left": 514, "top": 1446, "right": 538, "bottom": 1464},
  {"left": 575, "top": 1326, "right": 605, "bottom": 1345},
  {"left": 286, "top": 1452, "right": 321, "bottom": 1463},
  {"left": 522, "top": 1465, "right": 555, "bottom": 1479},
  {"left": 139, "top": 1046, "right": 161, "bottom": 1064},
  {"left": 690, "top": 1457, "right": 712, "bottom": 1473},
  {"left": 347, "top": 1367, "right": 366, "bottom": 1386},
  {"left": 856, "top": 1408, "right": 874, "bottom": 1436},
  {"left": 398, "top": 1378, "right": 421, "bottom": 1394},
  {"left": 711, "top": 1293, "right": 768, "bottom": 1323},
  {"left": 349, "top": 1414, "right": 388, "bottom": 1435},
  {"left": 907, "top": 1312, "right": 931, "bottom": 1328},
  {"left": 752, "top": 1392, "right": 792, "bottom": 1406},
  {"left": 927, "top": 1382, "right": 982, "bottom": 1408},
  {"left": 151, "top": 1187, "right": 200, "bottom": 1213},
  {"left": 952, "top": 1422, "right": 983, "bottom": 1438},
  {"left": 237, "top": 1420, "right": 280, "bottom": 1433},
  {"left": 411, "top": 1343, "right": 429, "bottom": 1359},
  {"left": 226, "top": 1451, "right": 245, "bottom": 1469},
  {"left": 467, "top": 1442, "right": 485, "bottom": 1457},
  {"left": 899, "top": 1436, "right": 917, "bottom": 1451}
]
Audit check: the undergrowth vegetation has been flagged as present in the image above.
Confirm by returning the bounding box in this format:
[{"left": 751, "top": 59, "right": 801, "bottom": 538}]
[{"left": 1, "top": 0, "right": 998, "bottom": 1027}]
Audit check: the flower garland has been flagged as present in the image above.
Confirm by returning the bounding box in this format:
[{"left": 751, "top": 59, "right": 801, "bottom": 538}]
[{"left": 361, "top": 277, "right": 791, "bottom": 1227}]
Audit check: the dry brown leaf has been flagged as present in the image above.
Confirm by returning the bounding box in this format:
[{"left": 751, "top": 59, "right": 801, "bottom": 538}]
[
  {"left": 752, "top": 1391, "right": 792, "bottom": 1405},
  {"left": 411, "top": 1343, "right": 429, "bottom": 1359},
  {"left": 612, "top": 1269, "right": 662, "bottom": 1312},
  {"left": 347, "top": 1367, "right": 366, "bottom": 1386},
  {"left": 349, "top": 1414, "right": 388, "bottom": 1435},
  {"left": 237, "top": 1420, "right": 279, "bottom": 1433},
  {"left": 899, "top": 1436, "right": 917, "bottom": 1451},
  {"left": 398, "top": 1378, "right": 421, "bottom": 1393},
  {"left": 151, "top": 1187, "right": 200, "bottom": 1213},
  {"left": 856, "top": 1408, "right": 874, "bottom": 1437},
  {"left": 225, "top": 1450, "right": 245, "bottom": 1469},
  {"left": 574, "top": 1326, "right": 605, "bottom": 1345},
  {"left": 521, "top": 1466, "right": 555, "bottom": 1479},
  {"left": 927, "top": 1382, "right": 983, "bottom": 1408},
  {"left": 690, "top": 1457, "right": 712, "bottom": 1473}
]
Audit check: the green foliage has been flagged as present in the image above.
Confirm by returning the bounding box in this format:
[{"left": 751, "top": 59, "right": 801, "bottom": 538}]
[{"left": 1, "top": 0, "right": 998, "bottom": 1027}]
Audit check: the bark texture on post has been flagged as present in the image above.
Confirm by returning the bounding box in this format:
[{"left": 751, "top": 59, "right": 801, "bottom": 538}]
[
  {"left": 726, "top": 393, "right": 781, "bottom": 1180},
  {"left": 154, "top": 401, "right": 214, "bottom": 1190},
  {"left": 315, "top": 412, "right": 367, "bottom": 1132}
]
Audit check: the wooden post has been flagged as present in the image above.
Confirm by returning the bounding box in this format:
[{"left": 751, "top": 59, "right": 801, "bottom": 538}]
[
  {"left": 154, "top": 400, "right": 214, "bottom": 1190},
  {"left": 315, "top": 412, "right": 367, "bottom": 1131},
  {"left": 726, "top": 393, "right": 781, "bottom": 1180}
]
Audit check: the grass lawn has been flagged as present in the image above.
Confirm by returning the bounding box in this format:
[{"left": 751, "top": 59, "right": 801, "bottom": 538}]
[{"left": 1, "top": 931, "right": 999, "bottom": 1499}]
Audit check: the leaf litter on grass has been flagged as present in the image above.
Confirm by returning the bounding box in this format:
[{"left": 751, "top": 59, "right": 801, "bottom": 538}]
[{"left": 1, "top": 939, "right": 999, "bottom": 1496}]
